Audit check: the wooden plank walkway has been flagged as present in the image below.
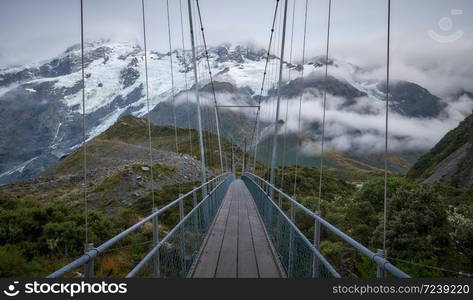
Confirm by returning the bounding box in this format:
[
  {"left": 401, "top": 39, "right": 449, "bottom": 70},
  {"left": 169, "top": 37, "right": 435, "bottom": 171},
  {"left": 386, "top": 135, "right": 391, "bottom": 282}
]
[{"left": 190, "top": 179, "right": 284, "bottom": 278}]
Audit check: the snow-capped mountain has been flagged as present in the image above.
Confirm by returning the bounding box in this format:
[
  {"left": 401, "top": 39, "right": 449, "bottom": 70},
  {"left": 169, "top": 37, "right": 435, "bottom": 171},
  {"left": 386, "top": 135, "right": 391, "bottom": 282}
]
[
  {"left": 0, "top": 41, "right": 269, "bottom": 184},
  {"left": 0, "top": 40, "right": 470, "bottom": 184}
]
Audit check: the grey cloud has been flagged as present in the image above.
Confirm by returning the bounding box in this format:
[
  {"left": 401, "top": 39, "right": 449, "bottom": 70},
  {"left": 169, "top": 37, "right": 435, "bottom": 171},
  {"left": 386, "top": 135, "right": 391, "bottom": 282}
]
[{"left": 258, "top": 91, "right": 473, "bottom": 155}]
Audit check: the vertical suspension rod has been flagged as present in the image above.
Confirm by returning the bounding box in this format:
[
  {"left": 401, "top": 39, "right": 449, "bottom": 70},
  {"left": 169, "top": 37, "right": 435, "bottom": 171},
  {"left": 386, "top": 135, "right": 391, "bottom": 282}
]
[
  {"left": 251, "top": 0, "right": 281, "bottom": 173},
  {"left": 317, "top": 0, "right": 332, "bottom": 212},
  {"left": 195, "top": 0, "right": 224, "bottom": 173},
  {"left": 269, "top": 0, "right": 289, "bottom": 197},
  {"left": 79, "top": 0, "right": 88, "bottom": 247},
  {"left": 166, "top": 0, "right": 179, "bottom": 155},
  {"left": 292, "top": 0, "right": 309, "bottom": 197},
  {"left": 178, "top": 0, "right": 194, "bottom": 157},
  {"left": 187, "top": 0, "right": 207, "bottom": 193},
  {"left": 141, "top": 0, "right": 156, "bottom": 208},
  {"left": 383, "top": 0, "right": 391, "bottom": 257}
]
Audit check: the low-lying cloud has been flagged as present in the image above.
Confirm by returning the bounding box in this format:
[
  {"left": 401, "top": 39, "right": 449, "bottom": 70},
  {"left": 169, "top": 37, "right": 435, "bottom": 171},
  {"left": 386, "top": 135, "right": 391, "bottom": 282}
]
[
  {"left": 327, "top": 34, "right": 473, "bottom": 97},
  {"left": 172, "top": 76, "right": 473, "bottom": 156},
  {"left": 257, "top": 91, "right": 473, "bottom": 155}
]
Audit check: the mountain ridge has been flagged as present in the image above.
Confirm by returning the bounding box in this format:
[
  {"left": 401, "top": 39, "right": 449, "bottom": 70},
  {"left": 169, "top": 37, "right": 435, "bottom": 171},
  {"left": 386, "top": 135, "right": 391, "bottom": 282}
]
[
  {"left": 407, "top": 111, "right": 473, "bottom": 188},
  {"left": 1, "top": 40, "right": 471, "bottom": 184},
  {"left": 0, "top": 114, "right": 248, "bottom": 212}
]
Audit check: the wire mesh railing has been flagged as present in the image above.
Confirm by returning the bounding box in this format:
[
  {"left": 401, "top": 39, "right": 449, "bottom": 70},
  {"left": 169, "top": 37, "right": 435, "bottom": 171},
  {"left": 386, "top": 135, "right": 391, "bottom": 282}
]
[
  {"left": 48, "top": 172, "right": 234, "bottom": 278},
  {"left": 127, "top": 173, "right": 234, "bottom": 277},
  {"left": 242, "top": 174, "right": 340, "bottom": 278},
  {"left": 242, "top": 173, "right": 410, "bottom": 278}
]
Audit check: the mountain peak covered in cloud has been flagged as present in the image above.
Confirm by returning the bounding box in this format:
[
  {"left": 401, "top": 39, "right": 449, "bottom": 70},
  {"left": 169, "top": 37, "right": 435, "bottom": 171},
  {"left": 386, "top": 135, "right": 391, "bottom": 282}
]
[{"left": 0, "top": 40, "right": 472, "bottom": 185}]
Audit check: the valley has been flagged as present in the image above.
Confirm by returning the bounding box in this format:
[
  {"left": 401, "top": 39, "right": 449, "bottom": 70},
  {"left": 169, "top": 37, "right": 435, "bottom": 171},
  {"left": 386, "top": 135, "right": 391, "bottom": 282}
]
[
  {"left": 1, "top": 40, "right": 472, "bottom": 278},
  {"left": 1, "top": 41, "right": 472, "bottom": 185}
]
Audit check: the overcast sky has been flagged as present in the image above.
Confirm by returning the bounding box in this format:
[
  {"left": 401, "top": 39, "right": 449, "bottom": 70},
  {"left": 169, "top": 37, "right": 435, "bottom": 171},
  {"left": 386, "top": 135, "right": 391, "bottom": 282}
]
[
  {"left": 1, "top": 0, "right": 472, "bottom": 93},
  {"left": 0, "top": 0, "right": 472, "bottom": 159}
]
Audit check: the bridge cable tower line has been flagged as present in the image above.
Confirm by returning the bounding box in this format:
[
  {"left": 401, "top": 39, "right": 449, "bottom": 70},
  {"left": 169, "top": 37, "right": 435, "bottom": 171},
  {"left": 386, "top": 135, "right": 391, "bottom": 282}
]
[
  {"left": 187, "top": 0, "right": 207, "bottom": 194},
  {"left": 315, "top": 0, "right": 332, "bottom": 255},
  {"left": 382, "top": 0, "right": 392, "bottom": 269},
  {"left": 269, "top": 0, "right": 289, "bottom": 199},
  {"left": 196, "top": 0, "right": 225, "bottom": 173},
  {"left": 251, "top": 0, "right": 281, "bottom": 174},
  {"left": 139, "top": 0, "right": 156, "bottom": 209},
  {"left": 178, "top": 0, "right": 195, "bottom": 157},
  {"left": 79, "top": 2, "right": 92, "bottom": 274},
  {"left": 292, "top": 0, "right": 309, "bottom": 197}
]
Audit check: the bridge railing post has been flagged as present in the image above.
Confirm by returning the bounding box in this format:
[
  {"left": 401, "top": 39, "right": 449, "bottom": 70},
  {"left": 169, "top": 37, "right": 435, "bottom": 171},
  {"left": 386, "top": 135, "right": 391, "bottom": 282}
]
[
  {"left": 312, "top": 211, "right": 321, "bottom": 278},
  {"left": 213, "top": 182, "right": 218, "bottom": 214},
  {"left": 84, "top": 243, "right": 94, "bottom": 278},
  {"left": 179, "top": 195, "right": 186, "bottom": 277},
  {"left": 288, "top": 202, "right": 295, "bottom": 277},
  {"left": 211, "top": 182, "right": 216, "bottom": 215},
  {"left": 202, "top": 178, "right": 208, "bottom": 202},
  {"left": 376, "top": 249, "right": 387, "bottom": 278},
  {"left": 152, "top": 207, "right": 161, "bottom": 277},
  {"left": 276, "top": 191, "right": 283, "bottom": 253},
  {"left": 267, "top": 186, "right": 273, "bottom": 236},
  {"left": 208, "top": 189, "right": 213, "bottom": 221},
  {"left": 192, "top": 187, "right": 198, "bottom": 234},
  {"left": 201, "top": 185, "right": 210, "bottom": 230},
  {"left": 314, "top": 211, "right": 321, "bottom": 249}
]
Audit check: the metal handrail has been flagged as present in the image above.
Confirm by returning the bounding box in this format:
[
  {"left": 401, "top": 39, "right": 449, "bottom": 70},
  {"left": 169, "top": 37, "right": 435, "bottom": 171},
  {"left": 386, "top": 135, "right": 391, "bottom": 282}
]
[
  {"left": 243, "top": 172, "right": 410, "bottom": 278},
  {"left": 127, "top": 174, "right": 232, "bottom": 277},
  {"left": 243, "top": 175, "right": 340, "bottom": 277},
  {"left": 48, "top": 172, "right": 231, "bottom": 278}
]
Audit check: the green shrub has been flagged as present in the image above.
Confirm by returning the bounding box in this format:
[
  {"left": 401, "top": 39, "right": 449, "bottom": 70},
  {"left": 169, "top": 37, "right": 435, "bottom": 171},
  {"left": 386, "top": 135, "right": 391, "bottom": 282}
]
[
  {"left": 355, "top": 176, "right": 416, "bottom": 211},
  {"left": 0, "top": 245, "right": 29, "bottom": 277}
]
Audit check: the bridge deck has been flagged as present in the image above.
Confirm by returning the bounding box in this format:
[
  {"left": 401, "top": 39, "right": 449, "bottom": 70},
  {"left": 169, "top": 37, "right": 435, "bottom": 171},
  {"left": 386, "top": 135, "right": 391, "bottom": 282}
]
[{"left": 190, "top": 179, "right": 283, "bottom": 278}]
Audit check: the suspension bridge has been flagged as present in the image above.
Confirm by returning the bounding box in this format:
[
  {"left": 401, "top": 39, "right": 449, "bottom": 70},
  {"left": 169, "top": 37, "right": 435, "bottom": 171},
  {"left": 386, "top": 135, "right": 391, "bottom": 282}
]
[{"left": 47, "top": 0, "right": 412, "bottom": 278}]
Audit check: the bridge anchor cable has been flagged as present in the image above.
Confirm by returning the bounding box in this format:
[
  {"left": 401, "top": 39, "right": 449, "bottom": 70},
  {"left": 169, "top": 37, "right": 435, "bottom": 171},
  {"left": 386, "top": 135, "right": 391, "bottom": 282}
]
[{"left": 269, "top": 0, "right": 289, "bottom": 198}]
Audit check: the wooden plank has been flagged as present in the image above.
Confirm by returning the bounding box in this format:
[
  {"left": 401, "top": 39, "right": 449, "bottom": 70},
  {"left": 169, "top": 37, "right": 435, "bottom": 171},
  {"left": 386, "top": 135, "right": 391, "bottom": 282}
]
[
  {"left": 191, "top": 184, "right": 233, "bottom": 278},
  {"left": 215, "top": 186, "right": 239, "bottom": 277},
  {"left": 245, "top": 187, "right": 282, "bottom": 278},
  {"left": 192, "top": 179, "right": 282, "bottom": 278},
  {"left": 237, "top": 181, "right": 259, "bottom": 278}
]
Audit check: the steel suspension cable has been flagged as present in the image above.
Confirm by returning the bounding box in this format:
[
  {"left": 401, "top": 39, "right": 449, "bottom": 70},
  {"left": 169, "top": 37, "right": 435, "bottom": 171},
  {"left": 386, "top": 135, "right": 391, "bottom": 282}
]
[
  {"left": 383, "top": 0, "right": 391, "bottom": 256},
  {"left": 288, "top": 0, "right": 296, "bottom": 82},
  {"left": 387, "top": 257, "right": 473, "bottom": 277},
  {"left": 268, "top": 8, "right": 281, "bottom": 181},
  {"left": 317, "top": 0, "right": 332, "bottom": 213},
  {"left": 200, "top": 49, "right": 215, "bottom": 172},
  {"left": 141, "top": 0, "right": 156, "bottom": 208},
  {"left": 79, "top": 0, "right": 88, "bottom": 245},
  {"left": 166, "top": 0, "right": 182, "bottom": 194},
  {"left": 192, "top": 1, "right": 208, "bottom": 168},
  {"left": 194, "top": 1, "right": 215, "bottom": 174},
  {"left": 272, "top": 2, "right": 283, "bottom": 180},
  {"left": 178, "top": 0, "right": 194, "bottom": 157},
  {"left": 269, "top": 0, "right": 289, "bottom": 196},
  {"left": 251, "top": 0, "right": 280, "bottom": 175},
  {"left": 280, "top": 0, "right": 296, "bottom": 192},
  {"left": 195, "top": 0, "right": 224, "bottom": 173},
  {"left": 293, "top": 0, "right": 309, "bottom": 197},
  {"left": 166, "top": 0, "right": 179, "bottom": 156},
  {"left": 264, "top": 3, "right": 280, "bottom": 181},
  {"left": 187, "top": 0, "right": 207, "bottom": 190},
  {"left": 263, "top": 12, "right": 276, "bottom": 180}
]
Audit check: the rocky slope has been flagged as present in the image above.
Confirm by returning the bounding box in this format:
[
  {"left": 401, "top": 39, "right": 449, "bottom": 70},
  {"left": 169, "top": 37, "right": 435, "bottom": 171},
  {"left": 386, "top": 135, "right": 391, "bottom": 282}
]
[
  {"left": 407, "top": 112, "right": 473, "bottom": 188},
  {"left": 0, "top": 115, "right": 243, "bottom": 212},
  {"left": 1, "top": 40, "right": 470, "bottom": 184}
]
